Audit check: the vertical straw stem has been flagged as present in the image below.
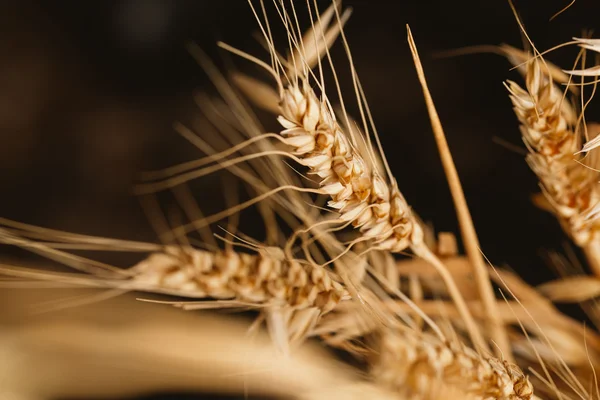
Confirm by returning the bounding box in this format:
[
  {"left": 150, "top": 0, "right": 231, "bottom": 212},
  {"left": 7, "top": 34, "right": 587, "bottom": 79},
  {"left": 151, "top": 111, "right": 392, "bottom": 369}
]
[{"left": 407, "top": 25, "right": 512, "bottom": 360}]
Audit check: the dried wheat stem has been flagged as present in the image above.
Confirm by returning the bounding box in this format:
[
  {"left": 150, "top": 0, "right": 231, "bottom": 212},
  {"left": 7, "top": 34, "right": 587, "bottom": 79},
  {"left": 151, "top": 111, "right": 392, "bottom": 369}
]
[
  {"left": 372, "top": 332, "right": 533, "bottom": 400},
  {"left": 407, "top": 25, "right": 511, "bottom": 360}
]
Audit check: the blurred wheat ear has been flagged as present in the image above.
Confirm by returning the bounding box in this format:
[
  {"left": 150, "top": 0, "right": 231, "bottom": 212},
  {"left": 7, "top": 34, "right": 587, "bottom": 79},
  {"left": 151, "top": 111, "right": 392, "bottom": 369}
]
[{"left": 0, "top": 288, "right": 401, "bottom": 400}]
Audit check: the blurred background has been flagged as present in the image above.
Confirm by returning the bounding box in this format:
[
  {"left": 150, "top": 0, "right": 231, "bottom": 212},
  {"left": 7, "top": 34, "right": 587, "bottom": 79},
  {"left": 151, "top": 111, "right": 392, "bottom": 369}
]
[{"left": 1, "top": 0, "right": 600, "bottom": 398}]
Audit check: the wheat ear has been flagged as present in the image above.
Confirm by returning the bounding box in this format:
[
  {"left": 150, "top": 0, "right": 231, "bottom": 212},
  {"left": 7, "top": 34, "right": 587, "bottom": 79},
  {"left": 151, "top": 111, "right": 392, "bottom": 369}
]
[
  {"left": 0, "top": 223, "right": 347, "bottom": 350},
  {"left": 130, "top": 245, "right": 346, "bottom": 312},
  {"left": 507, "top": 58, "right": 600, "bottom": 274},
  {"left": 373, "top": 332, "right": 534, "bottom": 400},
  {"left": 273, "top": 75, "right": 490, "bottom": 350},
  {"left": 0, "top": 244, "right": 346, "bottom": 312}
]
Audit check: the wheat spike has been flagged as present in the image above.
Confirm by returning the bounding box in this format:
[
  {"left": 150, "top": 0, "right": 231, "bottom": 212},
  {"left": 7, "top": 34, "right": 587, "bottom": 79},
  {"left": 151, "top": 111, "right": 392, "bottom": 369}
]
[
  {"left": 0, "top": 227, "right": 348, "bottom": 350},
  {"left": 220, "top": 2, "right": 421, "bottom": 254},
  {"left": 131, "top": 245, "right": 345, "bottom": 313},
  {"left": 276, "top": 81, "right": 421, "bottom": 253},
  {"left": 507, "top": 59, "right": 600, "bottom": 273},
  {"left": 373, "top": 332, "right": 534, "bottom": 400}
]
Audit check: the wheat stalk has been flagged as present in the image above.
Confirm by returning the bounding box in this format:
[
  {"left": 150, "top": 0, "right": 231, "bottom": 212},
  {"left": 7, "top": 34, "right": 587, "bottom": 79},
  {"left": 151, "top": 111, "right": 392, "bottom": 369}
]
[{"left": 407, "top": 25, "right": 511, "bottom": 360}]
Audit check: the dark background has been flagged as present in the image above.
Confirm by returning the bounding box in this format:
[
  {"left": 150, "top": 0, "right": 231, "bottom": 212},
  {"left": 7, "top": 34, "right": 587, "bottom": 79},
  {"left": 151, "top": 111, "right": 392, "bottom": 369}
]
[{"left": 1, "top": 1, "right": 600, "bottom": 399}]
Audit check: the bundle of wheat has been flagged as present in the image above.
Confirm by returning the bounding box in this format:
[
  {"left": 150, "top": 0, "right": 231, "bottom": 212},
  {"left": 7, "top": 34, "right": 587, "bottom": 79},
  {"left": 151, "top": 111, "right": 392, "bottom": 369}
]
[{"left": 3, "top": 1, "right": 600, "bottom": 399}]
